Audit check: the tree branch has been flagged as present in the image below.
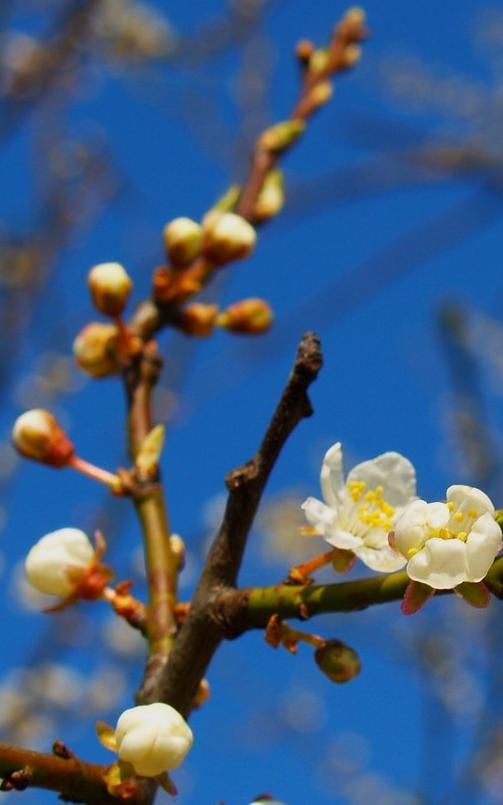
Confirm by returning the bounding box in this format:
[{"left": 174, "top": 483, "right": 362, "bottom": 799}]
[
  {"left": 0, "top": 743, "right": 152, "bottom": 804},
  {"left": 214, "top": 556, "right": 503, "bottom": 633},
  {"left": 154, "top": 332, "right": 322, "bottom": 716}
]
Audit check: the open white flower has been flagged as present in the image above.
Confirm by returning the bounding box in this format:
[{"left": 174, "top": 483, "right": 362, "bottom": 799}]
[
  {"left": 115, "top": 703, "right": 193, "bottom": 777},
  {"left": 25, "top": 528, "right": 95, "bottom": 597},
  {"left": 393, "top": 485, "right": 502, "bottom": 589},
  {"left": 302, "top": 442, "right": 416, "bottom": 572}
]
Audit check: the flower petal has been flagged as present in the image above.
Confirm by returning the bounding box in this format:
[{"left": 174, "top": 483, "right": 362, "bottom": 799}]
[
  {"left": 393, "top": 500, "right": 430, "bottom": 557},
  {"left": 464, "top": 513, "right": 502, "bottom": 581},
  {"left": 356, "top": 542, "right": 406, "bottom": 573},
  {"left": 446, "top": 485, "right": 494, "bottom": 518},
  {"left": 323, "top": 528, "right": 362, "bottom": 551},
  {"left": 320, "top": 442, "right": 345, "bottom": 508},
  {"left": 347, "top": 451, "right": 416, "bottom": 508},
  {"left": 301, "top": 497, "right": 338, "bottom": 537},
  {"left": 407, "top": 537, "right": 467, "bottom": 589}
]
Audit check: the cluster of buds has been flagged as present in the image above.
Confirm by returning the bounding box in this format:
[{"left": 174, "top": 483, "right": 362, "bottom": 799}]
[{"left": 177, "top": 298, "right": 273, "bottom": 337}]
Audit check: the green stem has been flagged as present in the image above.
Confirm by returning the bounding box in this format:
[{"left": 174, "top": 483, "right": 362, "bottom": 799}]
[{"left": 240, "top": 556, "right": 503, "bottom": 628}]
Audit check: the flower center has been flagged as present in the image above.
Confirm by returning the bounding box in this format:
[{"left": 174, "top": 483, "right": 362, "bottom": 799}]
[
  {"left": 347, "top": 482, "right": 395, "bottom": 532},
  {"left": 406, "top": 502, "right": 481, "bottom": 559}
]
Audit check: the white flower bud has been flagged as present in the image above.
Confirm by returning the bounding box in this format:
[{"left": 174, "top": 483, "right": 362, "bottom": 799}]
[
  {"left": 203, "top": 212, "right": 256, "bottom": 265},
  {"left": 163, "top": 217, "right": 203, "bottom": 267},
  {"left": 73, "top": 322, "right": 120, "bottom": 378},
  {"left": 88, "top": 263, "right": 132, "bottom": 317},
  {"left": 25, "top": 528, "right": 95, "bottom": 597},
  {"left": 12, "top": 409, "right": 74, "bottom": 467},
  {"left": 115, "top": 703, "right": 193, "bottom": 777}
]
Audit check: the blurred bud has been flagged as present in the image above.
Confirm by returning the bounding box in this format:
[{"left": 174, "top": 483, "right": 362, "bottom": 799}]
[
  {"left": 169, "top": 534, "right": 185, "bottom": 570},
  {"left": 344, "top": 6, "right": 366, "bottom": 29},
  {"left": 309, "top": 49, "right": 329, "bottom": 74},
  {"left": 163, "top": 217, "right": 203, "bottom": 267},
  {"left": 258, "top": 120, "right": 305, "bottom": 153},
  {"left": 341, "top": 43, "right": 361, "bottom": 68},
  {"left": 12, "top": 409, "right": 74, "bottom": 467},
  {"left": 25, "top": 528, "right": 95, "bottom": 598},
  {"left": 310, "top": 80, "right": 334, "bottom": 108},
  {"left": 218, "top": 299, "right": 273, "bottom": 334},
  {"left": 204, "top": 213, "right": 256, "bottom": 264},
  {"left": 87, "top": 263, "right": 132, "bottom": 317},
  {"left": 254, "top": 170, "right": 284, "bottom": 222},
  {"left": 295, "top": 39, "right": 315, "bottom": 65},
  {"left": 212, "top": 184, "right": 241, "bottom": 213},
  {"left": 193, "top": 678, "right": 210, "bottom": 709},
  {"left": 314, "top": 639, "right": 361, "bottom": 683},
  {"left": 179, "top": 303, "right": 219, "bottom": 336},
  {"left": 73, "top": 323, "right": 120, "bottom": 378}
]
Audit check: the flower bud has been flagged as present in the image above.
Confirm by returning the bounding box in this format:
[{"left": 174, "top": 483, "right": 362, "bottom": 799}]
[
  {"left": 344, "top": 6, "right": 366, "bottom": 29},
  {"left": 218, "top": 298, "right": 273, "bottom": 334},
  {"left": 296, "top": 38, "right": 315, "bottom": 66},
  {"left": 115, "top": 703, "right": 193, "bottom": 777},
  {"left": 203, "top": 212, "right": 256, "bottom": 265},
  {"left": 254, "top": 170, "right": 284, "bottom": 222},
  {"left": 25, "top": 528, "right": 95, "bottom": 597},
  {"left": 257, "top": 120, "right": 305, "bottom": 153},
  {"left": 308, "top": 48, "right": 329, "bottom": 74},
  {"left": 87, "top": 263, "right": 132, "bottom": 317},
  {"left": 13, "top": 409, "right": 74, "bottom": 467},
  {"left": 314, "top": 639, "right": 361, "bottom": 683},
  {"left": 310, "top": 80, "right": 334, "bottom": 109},
  {"left": 341, "top": 43, "right": 362, "bottom": 69},
  {"left": 163, "top": 217, "right": 203, "bottom": 267},
  {"left": 179, "top": 303, "right": 219, "bottom": 336},
  {"left": 73, "top": 322, "right": 120, "bottom": 378}
]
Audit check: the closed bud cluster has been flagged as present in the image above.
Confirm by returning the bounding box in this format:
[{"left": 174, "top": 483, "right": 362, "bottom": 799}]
[
  {"left": 115, "top": 703, "right": 193, "bottom": 777},
  {"left": 218, "top": 298, "right": 273, "bottom": 334},
  {"left": 163, "top": 217, "right": 203, "bottom": 267},
  {"left": 203, "top": 213, "right": 256, "bottom": 265},
  {"left": 179, "top": 303, "right": 219, "bottom": 336},
  {"left": 254, "top": 170, "right": 284, "bottom": 222},
  {"left": 13, "top": 409, "right": 74, "bottom": 467},
  {"left": 314, "top": 639, "right": 361, "bottom": 683},
  {"left": 73, "top": 322, "right": 120, "bottom": 378},
  {"left": 25, "top": 528, "right": 96, "bottom": 598},
  {"left": 257, "top": 120, "right": 306, "bottom": 154},
  {"left": 88, "top": 262, "right": 132, "bottom": 317}
]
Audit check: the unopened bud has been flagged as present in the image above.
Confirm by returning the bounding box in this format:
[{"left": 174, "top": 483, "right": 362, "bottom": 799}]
[
  {"left": 115, "top": 703, "right": 193, "bottom": 777},
  {"left": 341, "top": 43, "right": 361, "bottom": 69},
  {"left": 314, "top": 639, "right": 361, "bottom": 683},
  {"left": 88, "top": 263, "right": 132, "bottom": 317},
  {"left": 163, "top": 217, "right": 203, "bottom": 267},
  {"left": 135, "top": 424, "right": 165, "bottom": 480},
  {"left": 179, "top": 303, "right": 219, "bottom": 336},
  {"left": 309, "top": 48, "right": 330, "bottom": 74},
  {"left": 169, "top": 534, "right": 185, "bottom": 570},
  {"left": 13, "top": 409, "right": 74, "bottom": 467},
  {"left": 73, "top": 322, "right": 120, "bottom": 378},
  {"left": 193, "top": 678, "right": 210, "bottom": 709},
  {"left": 254, "top": 169, "right": 284, "bottom": 222},
  {"left": 344, "top": 6, "right": 366, "bottom": 28},
  {"left": 296, "top": 39, "right": 315, "bottom": 65},
  {"left": 257, "top": 120, "right": 306, "bottom": 154},
  {"left": 204, "top": 212, "right": 256, "bottom": 265},
  {"left": 218, "top": 298, "right": 273, "bottom": 334},
  {"left": 310, "top": 80, "right": 333, "bottom": 108},
  {"left": 25, "top": 528, "right": 95, "bottom": 598}
]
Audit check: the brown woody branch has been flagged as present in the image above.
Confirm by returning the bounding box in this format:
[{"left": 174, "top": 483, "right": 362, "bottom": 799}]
[{"left": 154, "top": 332, "right": 322, "bottom": 717}]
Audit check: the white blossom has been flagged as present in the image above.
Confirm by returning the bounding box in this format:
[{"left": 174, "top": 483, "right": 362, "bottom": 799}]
[
  {"left": 302, "top": 442, "right": 416, "bottom": 572},
  {"left": 25, "top": 528, "right": 95, "bottom": 597},
  {"left": 394, "top": 485, "right": 502, "bottom": 589},
  {"left": 115, "top": 702, "right": 193, "bottom": 777}
]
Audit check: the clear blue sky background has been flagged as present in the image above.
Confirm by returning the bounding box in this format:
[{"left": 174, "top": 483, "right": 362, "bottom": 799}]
[{"left": 2, "top": 1, "right": 503, "bottom": 803}]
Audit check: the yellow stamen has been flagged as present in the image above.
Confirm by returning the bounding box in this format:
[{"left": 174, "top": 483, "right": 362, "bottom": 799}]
[
  {"left": 347, "top": 480, "right": 366, "bottom": 502},
  {"left": 454, "top": 512, "right": 464, "bottom": 522},
  {"left": 447, "top": 501, "right": 455, "bottom": 511},
  {"left": 468, "top": 508, "right": 479, "bottom": 519},
  {"left": 457, "top": 531, "right": 467, "bottom": 542},
  {"left": 407, "top": 547, "right": 418, "bottom": 559}
]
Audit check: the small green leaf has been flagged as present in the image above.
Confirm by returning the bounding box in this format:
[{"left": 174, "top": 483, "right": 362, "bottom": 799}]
[
  {"left": 135, "top": 425, "right": 165, "bottom": 479},
  {"left": 455, "top": 581, "right": 491, "bottom": 609},
  {"left": 96, "top": 721, "right": 117, "bottom": 752}
]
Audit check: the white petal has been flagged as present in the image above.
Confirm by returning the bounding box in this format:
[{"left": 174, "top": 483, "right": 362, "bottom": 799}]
[
  {"left": 320, "top": 442, "right": 345, "bottom": 508},
  {"left": 407, "top": 538, "right": 467, "bottom": 589},
  {"left": 301, "top": 497, "right": 337, "bottom": 537},
  {"left": 323, "top": 528, "right": 362, "bottom": 551},
  {"left": 425, "top": 502, "right": 450, "bottom": 529},
  {"left": 446, "top": 485, "right": 494, "bottom": 517},
  {"left": 393, "top": 500, "right": 430, "bottom": 557},
  {"left": 356, "top": 543, "right": 406, "bottom": 572},
  {"left": 464, "top": 513, "right": 502, "bottom": 581},
  {"left": 347, "top": 451, "right": 416, "bottom": 508}
]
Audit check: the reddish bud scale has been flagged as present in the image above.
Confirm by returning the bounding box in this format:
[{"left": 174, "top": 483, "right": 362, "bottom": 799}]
[
  {"left": 180, "top": 304, "right": 219, "bottom": 336},
  {"left": 218, "top": 298, "right": 273, "bottom": 334}
]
